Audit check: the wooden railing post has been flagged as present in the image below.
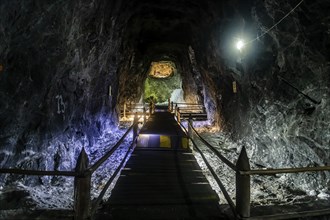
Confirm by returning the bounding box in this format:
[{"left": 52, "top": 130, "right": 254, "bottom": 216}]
[
  {"left": 143, "top": 107, "right": 146, "bottom": 124},
  {"left": 168, "top": 98, "right": 171, "bottom": 112},
  {"left": 171, "top": 102, "right": 174, "bottom": 112},
  {"left": 188, "top": 114, "right": 193, "bottom": 150},
  {"left": 236, "top": 146, "right": 251, "bottom": 219},
  {"left": 188, "top": 114, "right": 193, "bottom": 138},
  {"left": 177, "top": 107, "right": 181, "bottom": 123},
  {"left": 74, "top": 147, "right": 91, "bottom": 220},
  {"left": 133, "top": 113, "right": 138, "bottom": 141},
  {"left": 174, "top": 104, "right": 178, "bottom": 116},
  {"left": 123, "top": 101, "right": 126, "bottom": 119}
]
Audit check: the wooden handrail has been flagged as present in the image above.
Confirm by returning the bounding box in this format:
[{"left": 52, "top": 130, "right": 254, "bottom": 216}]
[
  {"left": 190, "top": 123, "right": 237, "bottom": 171},
  {"left": 174, "top": 102, "right": 203, "bottom": 106},
  {"left": 89, "top": 119, "right": 139, "bottom": 173},
  {"left": 90, "top": 140, "right": 136, "bottom": 216},
  {"left": 0, "top": 169, "right": 77, "bottom": 176},
  {"left": 179, "top": 120, "right": 237, "bottom": 216},
  {"left": 188, "top": 125, "right": 330, "bottom": 176},
  {"left": 179, "top": 123, "right": 237, "bottom": 216},
  {"left": 177, "top": 105, "right": 204, "bottom": 107},
  {"left": 87, "top": 115, "right": 140, "bottom": 215},
  {"left": 240, "top": 166, "right": 330, "bottom": 175},
  {"left": 178, "top": 106, "right": 204, "bottom": 109},
  {"left": 178, "top": 108, "right": 204, "bottom": 111},
  {"left": 191, "top": 137, "right": 237, "bottom": 216}
]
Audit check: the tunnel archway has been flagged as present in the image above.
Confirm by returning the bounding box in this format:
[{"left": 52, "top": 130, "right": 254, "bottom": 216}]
[{"left": 0, "top": 0, "right": 329, "bottom": 216}]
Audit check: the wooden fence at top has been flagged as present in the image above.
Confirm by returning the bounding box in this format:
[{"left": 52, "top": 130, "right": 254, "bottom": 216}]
[{"left": 120, "top": 99, "right": 208, "bottom": 122}]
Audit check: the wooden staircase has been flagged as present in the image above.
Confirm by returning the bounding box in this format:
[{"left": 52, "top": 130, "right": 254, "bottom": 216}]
[{"left": 98, "top": 148, "right": 226, "bottom": 219}]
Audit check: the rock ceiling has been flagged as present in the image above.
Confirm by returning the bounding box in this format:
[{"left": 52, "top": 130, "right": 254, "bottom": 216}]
[{"left": 122, "top": 0, "right": 214, "bottom": 59}]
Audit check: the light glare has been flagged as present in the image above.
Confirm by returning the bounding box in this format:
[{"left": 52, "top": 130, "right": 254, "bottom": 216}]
[{"left": 236, "top": 39, "right": 245, "bottom": 51}]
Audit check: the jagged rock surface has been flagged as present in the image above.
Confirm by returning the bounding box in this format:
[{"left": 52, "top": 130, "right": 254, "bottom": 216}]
[{"left": 0, "top": 0, "right": 329, "bottom": 209}]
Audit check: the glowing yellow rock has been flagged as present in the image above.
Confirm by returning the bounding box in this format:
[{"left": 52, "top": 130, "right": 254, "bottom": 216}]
[{"left": 148, "top": 61, "right": 175, "bottom": 78}]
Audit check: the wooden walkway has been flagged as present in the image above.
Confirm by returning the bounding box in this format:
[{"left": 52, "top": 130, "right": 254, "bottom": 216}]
[
  {"left": 101, "top": 149, "right": 224, "bottom": 219},
  {"left": 137, "top": 112, "right": 189, "bottom": 149},
  {"left": 98, "top": 112, "right": 225, "bottom": 219}
]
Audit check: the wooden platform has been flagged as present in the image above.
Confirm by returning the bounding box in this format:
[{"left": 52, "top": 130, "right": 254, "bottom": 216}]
[
  {"left": 100, "top": 148, "right": 225, "bottom": 219},
  {"left": 139, "top": 112, "right": 185, "bottom": 136},
  {"left": 137, "top": 112, "right": 189, "bottom": 149}
]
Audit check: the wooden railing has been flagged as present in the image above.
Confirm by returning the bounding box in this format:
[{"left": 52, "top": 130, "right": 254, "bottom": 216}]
[
  {"left": 179, "top": 117, "right": 330, "bottom": 220},
  {"left": 120, "top": 99, "right": 207, "bottom": 122},
  {"left": 170, "top": 102, "right": 207, "bottom": 122},
  {"left": 120, "top": 101, "right": 151, "bottom": 122},
  {"left": 0, "top": 114, "right": 142, "bottom": 220}
]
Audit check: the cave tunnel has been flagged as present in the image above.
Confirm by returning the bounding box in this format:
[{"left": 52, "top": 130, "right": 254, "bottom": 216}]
[{"left": 0, "top": 0, "right": 329, "bottom": 219}]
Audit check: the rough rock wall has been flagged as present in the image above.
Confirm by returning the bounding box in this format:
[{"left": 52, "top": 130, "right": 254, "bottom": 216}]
[
  {"left": 245, "top": 0, "right": 330, "bottom": 191},
  {"left": 178, "top": 48, "right": 200, "bottom": 104},
  {"left": 192, "top": 0, "right": 329, "bottom": 191},
  {"left": 190, "top": 0, "right": 251, "bottom": 131},
  {"left": 0, "top": 0, "right": 124, "bottom": 184}
]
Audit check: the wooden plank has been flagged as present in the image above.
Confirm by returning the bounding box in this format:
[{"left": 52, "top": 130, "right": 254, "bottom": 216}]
[
  {"left": 105, "top": 148, "right": 222, "bottom": 219},
  {"left": 97, "top": 203, "right": 225, "bottom": 220},
  {"left": 104, "top": 112, "right": 222, "bottom": 219},
  {"left": 111, "top": 184, "right": 213, "bottom": 191}
]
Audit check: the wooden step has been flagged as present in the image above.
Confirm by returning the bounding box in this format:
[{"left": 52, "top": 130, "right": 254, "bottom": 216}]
[{"left": 103, "top": 135, "right": 222, "bottom": 219}]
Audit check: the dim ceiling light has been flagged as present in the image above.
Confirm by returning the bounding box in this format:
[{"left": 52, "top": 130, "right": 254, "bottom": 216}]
[{"left": 236, "top": 39, "right": 245, "bottom": 51}]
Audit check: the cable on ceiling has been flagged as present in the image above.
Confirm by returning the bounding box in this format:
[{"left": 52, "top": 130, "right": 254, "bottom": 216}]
[{"left": 247, "top": 0, "right": 304, "bottom": 45}]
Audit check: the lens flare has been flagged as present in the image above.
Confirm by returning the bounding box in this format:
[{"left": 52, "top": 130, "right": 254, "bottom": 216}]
[{"left": 236, "top": 39, "right": 245, "bottom": 51}]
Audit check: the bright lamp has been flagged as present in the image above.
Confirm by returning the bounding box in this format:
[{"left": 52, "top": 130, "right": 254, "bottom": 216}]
[{"left": 236, "top": 39, "right": 245, "bottom": 51}]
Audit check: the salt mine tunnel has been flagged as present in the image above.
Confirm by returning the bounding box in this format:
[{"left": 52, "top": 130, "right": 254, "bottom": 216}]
[{"left": 0, "top": 0, "right": 329, "bottom": 219}]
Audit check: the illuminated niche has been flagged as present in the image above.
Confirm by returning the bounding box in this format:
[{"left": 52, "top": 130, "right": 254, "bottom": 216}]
[
  {"left": 144, "top": 61, "right": 181, "bottom": 103},
  {"left": 148, "top": 61, "right": 175, "bottom": 78}
]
